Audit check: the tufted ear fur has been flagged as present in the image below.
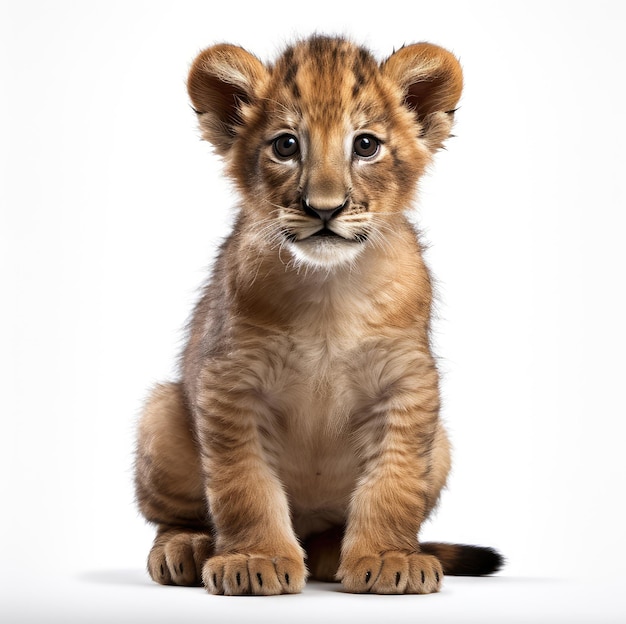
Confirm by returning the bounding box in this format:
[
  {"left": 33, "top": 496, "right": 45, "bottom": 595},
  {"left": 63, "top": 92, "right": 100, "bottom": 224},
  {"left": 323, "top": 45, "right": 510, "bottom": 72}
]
[
  {"left": 187, "top": 44, "right": 269, "bottom": 154},
  {"left": 383, "top": 43, "right": 463, "bottom": 151}
]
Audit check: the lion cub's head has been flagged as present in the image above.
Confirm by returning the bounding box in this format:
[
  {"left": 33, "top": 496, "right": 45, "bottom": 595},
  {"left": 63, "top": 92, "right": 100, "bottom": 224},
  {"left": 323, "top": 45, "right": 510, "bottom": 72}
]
[{"left": 188, "top": 36, "right": 462, "bottom": 270}]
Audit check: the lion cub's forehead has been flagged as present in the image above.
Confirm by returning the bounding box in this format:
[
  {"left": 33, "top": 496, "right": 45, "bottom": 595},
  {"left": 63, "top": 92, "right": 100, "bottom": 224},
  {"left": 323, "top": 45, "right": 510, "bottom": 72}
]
[{"left": 265, "top": 37, "right": 394, "bottom": 124}]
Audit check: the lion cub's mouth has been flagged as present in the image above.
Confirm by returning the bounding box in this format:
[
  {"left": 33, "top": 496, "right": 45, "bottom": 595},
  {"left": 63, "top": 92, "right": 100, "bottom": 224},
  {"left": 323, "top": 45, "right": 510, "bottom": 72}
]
[
  {"left": 309, "top": 227, "right": 342, "bottom": 239},
  {"left": 301, "top": 227, "right": 367, "bottom": 243},
  {"left": 280, "top": 217, "right": 370, "bottom": 268}
]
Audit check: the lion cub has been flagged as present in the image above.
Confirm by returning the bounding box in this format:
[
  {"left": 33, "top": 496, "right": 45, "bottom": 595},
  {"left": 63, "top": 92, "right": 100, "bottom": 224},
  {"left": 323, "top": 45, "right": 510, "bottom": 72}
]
[{"left": 135, "top": 35, "right": 502, "bottom": 596}]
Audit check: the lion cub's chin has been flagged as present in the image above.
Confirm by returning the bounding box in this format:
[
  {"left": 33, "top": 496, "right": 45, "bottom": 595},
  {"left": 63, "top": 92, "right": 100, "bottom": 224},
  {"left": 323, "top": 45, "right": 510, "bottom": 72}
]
[{"left": 288, "top": 238, "right": 365, "bottom": 270}]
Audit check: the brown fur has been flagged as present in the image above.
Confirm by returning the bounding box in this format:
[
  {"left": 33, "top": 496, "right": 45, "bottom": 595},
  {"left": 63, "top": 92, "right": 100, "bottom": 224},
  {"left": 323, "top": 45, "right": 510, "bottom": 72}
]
[{"left": 135, "top": 35, "right": 502, "bottom": 595}]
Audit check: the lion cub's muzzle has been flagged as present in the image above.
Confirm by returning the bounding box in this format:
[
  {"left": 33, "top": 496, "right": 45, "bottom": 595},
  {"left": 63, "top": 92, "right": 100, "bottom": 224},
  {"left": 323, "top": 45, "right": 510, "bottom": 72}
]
[{"left": 300, "top": 198, "right": 352, "bottom": 239}]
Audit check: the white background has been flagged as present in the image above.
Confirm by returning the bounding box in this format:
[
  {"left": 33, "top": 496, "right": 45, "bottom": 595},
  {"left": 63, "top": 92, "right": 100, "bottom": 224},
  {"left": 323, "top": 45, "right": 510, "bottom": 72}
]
[{"left": 2, "top": 1, "right": 625, "bottom": 622}]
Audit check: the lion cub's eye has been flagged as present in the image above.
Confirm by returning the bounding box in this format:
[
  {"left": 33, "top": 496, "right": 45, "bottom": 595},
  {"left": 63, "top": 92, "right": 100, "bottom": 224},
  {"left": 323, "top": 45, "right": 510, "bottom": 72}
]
[
  {"left": 353, "top": 134, "right": 380, "bottom": 159},
  {"left": 273, "top": 134, "right": 300, "bottom": 159}
]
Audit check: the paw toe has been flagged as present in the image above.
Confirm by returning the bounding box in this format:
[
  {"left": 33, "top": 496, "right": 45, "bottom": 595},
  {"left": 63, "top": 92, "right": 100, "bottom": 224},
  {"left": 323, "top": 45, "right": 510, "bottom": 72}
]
[
  {"left": 164, "top": 537, "right": 198, "bottom": 586},
  {"left": 248, "top": 558, "right": 281, "bottom": 595},
  {"left": 337, "top": 555, "right": 382, "bottom": 593},
  {"left": 274, "top": 556, "right": 307, "bottom": 594},
  {"left": 202, "top": 555, "right": 224, "bottom": 594},
  {"left": 406, "top": 553, "right": 443, "bottom": 594},
  {"left": 148, "top": 545, "right": 172, "bottom": 585},
  {"left": 372, "top": 553, "right": 410, "bottom": 594}
]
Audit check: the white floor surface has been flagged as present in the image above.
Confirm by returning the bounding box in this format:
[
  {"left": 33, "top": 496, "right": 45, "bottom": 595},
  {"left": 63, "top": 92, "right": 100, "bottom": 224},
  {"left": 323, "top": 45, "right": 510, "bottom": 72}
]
[{"left": 2, "top": 569, "right": 625, "bottom": 624}]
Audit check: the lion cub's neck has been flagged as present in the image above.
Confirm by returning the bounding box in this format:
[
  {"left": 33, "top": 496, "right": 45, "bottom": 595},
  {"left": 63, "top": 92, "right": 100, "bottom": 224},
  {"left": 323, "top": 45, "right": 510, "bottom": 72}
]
[{"left": 229, "top": 216, "right": 428, "bottom": 338}]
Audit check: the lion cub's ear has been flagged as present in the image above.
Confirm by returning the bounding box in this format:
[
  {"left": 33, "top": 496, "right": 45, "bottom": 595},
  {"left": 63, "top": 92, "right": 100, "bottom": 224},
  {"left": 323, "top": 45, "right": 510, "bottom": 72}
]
[
  {"left": 187, "top": 44, "right": 269, "bottom": 154},
  {"left": 383, "top": 43, "right": 463, "bottom": 151}
]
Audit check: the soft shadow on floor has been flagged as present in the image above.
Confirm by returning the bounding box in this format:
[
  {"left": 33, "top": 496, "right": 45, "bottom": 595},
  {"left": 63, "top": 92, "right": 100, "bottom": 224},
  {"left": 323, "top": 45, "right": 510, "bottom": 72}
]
[
  {"left": 76, "top": 570, "right": 557, "bottom": 593},
  {"left": 77, "top": 569, "right": 154, "bottom": 587}
]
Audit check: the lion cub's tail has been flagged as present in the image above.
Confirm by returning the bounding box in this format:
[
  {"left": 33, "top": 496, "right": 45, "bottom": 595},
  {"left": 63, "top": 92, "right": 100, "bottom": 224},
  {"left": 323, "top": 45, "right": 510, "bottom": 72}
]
[{"left": 421, "top": 542, "right": 504, "bottom": 576}]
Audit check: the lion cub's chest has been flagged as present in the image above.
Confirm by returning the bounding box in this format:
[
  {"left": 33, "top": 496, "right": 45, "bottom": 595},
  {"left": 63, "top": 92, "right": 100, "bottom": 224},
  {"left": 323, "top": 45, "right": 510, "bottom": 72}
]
[{"left": 255, "top": 324, "right": 363, "bottom": 529}]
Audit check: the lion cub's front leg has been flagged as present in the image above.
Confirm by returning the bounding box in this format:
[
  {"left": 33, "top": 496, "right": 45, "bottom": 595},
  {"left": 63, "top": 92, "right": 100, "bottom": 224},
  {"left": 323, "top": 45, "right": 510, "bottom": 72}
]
[
  {"left": 337, "top": 346, "right": 446, "bottom": 594},
  {"left": 194, "top": 368, "right": 306, "bottom": 596}
]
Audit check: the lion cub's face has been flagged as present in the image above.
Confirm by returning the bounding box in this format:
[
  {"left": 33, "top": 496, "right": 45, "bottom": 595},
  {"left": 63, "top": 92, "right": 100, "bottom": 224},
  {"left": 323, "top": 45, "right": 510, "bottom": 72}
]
[{"left": 187, "top": 37, "right": 462, "bottom": 269}]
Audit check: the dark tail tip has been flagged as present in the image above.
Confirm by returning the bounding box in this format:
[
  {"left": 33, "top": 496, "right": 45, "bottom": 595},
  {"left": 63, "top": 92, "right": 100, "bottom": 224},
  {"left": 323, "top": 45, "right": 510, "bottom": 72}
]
[{"left": 421, "top": 542, "right": 505, "bottom": 576}]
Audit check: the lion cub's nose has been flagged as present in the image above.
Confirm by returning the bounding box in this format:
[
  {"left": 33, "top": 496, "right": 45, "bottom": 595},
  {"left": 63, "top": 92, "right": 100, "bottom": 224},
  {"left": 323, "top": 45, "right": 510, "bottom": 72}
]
[{"left": 301, "top": 198, "right": 347, "bottom": 223}]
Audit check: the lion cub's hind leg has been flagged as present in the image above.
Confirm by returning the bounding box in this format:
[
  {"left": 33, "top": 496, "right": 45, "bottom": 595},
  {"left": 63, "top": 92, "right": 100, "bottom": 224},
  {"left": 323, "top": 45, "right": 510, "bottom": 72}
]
[{"left": 135, "top": 382, "right": 214, "bottom": 586}]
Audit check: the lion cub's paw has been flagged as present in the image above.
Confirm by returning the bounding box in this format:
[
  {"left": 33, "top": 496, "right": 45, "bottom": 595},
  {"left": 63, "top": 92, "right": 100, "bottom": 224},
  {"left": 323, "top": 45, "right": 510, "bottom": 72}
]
[
  {"left": 203, "top": 553, "right": 307, "bottom": 595},
  {"left": 148, "top": 531, "right": 214, "bottom": 586},
  {"left": 338, "top": 552, "right": 443, "bottom": 594}
]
